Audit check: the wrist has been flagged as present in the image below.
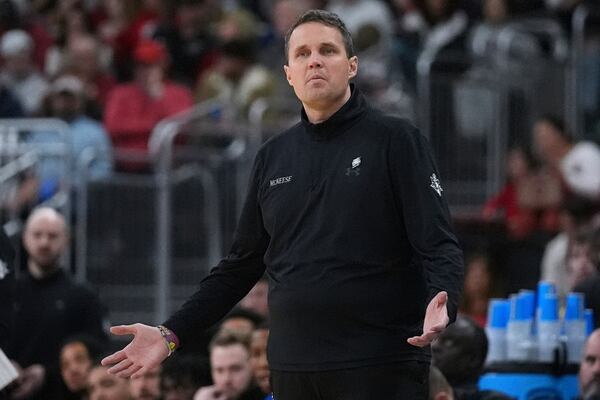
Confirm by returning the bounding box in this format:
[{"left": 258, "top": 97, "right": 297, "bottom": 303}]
[{"left": 157, "top": 325, "right": 179, "bottom": 356}]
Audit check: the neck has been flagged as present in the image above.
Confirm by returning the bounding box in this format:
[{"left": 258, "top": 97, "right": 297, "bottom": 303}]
[
  {"left": 28, "top": 261, "right": 58, "bottom": 279},
  {"left": 303, "top": 86, "right": 351, "bottom": 124}
]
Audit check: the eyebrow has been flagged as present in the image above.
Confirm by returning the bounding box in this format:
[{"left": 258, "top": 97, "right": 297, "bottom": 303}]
[{"left": 293, "top": 42, "right": 340, "bottom": 51}]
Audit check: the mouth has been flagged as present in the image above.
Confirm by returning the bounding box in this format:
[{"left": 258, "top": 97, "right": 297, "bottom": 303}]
[{"left": 307, "top": 75, "right": 326, "bottom": 83}]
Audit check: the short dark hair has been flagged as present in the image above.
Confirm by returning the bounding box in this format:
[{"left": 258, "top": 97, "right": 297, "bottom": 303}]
[
  {"left": 284, "top": 9, "right": 354, "bottom": 64},
  {"left": 536, "top": 114, "right": 573, "bottom": 143}
]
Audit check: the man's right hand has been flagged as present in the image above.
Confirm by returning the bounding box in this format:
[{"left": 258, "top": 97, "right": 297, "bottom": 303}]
[{"left": 101, "top": 323, "right": 169, "bottom": 379}]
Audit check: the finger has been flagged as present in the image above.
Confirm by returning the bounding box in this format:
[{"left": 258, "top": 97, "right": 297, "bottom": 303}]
[
  {"left": 407, "top": 336, "right": 427, "bottom": 347},
  {"left": 131, "top": 363, "right": 154, "bottom": 380},
  {"left": 107, "top": 359, "right": 133, "bottom": 375},
  {"left": 119, "top": 364, "right": 143, "bottom": 379},
  {"left": 101, "top": 350, "right": 127, "bottom": 366},
  {"left": 434, "top": 291, "right": 448, "bottom": 306},
  {"left": 110, "top": 324, "right": 138, "bottom": 336}
]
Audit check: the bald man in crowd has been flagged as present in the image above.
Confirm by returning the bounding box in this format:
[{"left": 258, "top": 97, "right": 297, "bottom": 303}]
[
  {"left": 580, "top": 329, "right": 600, "bottom": 400},
  {"left": 6, "top": 207, "right": 106, "bottom": 399}
]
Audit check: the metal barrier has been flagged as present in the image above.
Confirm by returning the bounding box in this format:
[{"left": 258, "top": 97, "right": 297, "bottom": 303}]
[
  {"left": 0, "top": 118, "right": 73, "bottom": 271},
  {"left": 571, "top": 4, "right": 600, "bottom": 140},
  {"left": 417, "top": 18, "right": 570, "bottom": 213}
]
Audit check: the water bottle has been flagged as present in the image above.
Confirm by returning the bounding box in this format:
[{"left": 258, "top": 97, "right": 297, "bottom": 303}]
[
  {"left": 485, "top": 299, "right": 510, "bottom": 364},
  {"left": 537, "top": 293, "right": 560, "bottom": 362},
  {"left": 563, "top": 292, "right": 586, "bottom": 363},
  {"left": 585, "top": 308, "right": 595, "bottom": 336},
  {"left": 536, "top": 281, "right": 556, "bottom": 331},
  {"left": 507, "top": 293, "right": 536, "bottom": 361}
]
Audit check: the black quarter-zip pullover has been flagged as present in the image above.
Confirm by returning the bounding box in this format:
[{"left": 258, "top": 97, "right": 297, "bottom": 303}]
[{"left": 165, "top": 85, "right": 464, "bottom": 371}]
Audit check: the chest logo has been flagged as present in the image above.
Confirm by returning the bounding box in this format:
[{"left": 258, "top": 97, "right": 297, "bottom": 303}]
[
  {"left": 270, "top": 175, "right": 292, "bottom": 187},
  {"left": 346, "top": 157, "right": 361, "bottom": 176},
  {"left": 430, "top": 173, "right": 443, "bottom": 196}
]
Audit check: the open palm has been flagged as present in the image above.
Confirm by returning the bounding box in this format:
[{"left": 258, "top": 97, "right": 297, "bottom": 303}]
[
  {"left": 101, "top": 323, "right": 169, "bottom": 378},
  {"left": 407, "top": 291, "right": 449, "bottom": 347}
]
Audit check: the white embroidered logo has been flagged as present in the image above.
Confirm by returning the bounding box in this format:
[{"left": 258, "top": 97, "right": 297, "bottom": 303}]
[
  {"left": 352, "top": 157, "right": 361, "bottom": 168},
  {"left": 430, "top": 173, "right": 443, "bottom": 196},
  {"left": 0, "top": 259, "right": 9, "bottom": 280},
  {"left": 270, "top": 175, "right": 292, "bottom": 187},
  {"left": 346, "top": 156, "right": 361, "bottom": 176}
]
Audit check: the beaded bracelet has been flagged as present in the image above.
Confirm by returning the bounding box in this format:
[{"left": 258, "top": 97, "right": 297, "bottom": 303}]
[{"left": 157, "top": 325, "right": 179, "bottom": 357}]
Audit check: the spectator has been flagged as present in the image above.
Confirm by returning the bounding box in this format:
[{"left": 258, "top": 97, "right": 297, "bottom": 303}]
[
  {"left": 219, "top": 307, "right": 264, "bottom": 336},
  {"left": 482, "top": 145, "right": 560, "bottom": 239},
  {"left": 195, "top": 37, "right": 275, "bottom": 118},
  {"left": 541, "top": 193, "right": 600, "bottom": 298},
  {"left": 567, "top": 223, "right": 599, "bottom": 291},
  {"left": 6, "top": 207, "right": 107, "bottom": 399},
  {"left": 429, "top": 365, "right": 454, "bottom": 400},
  {"left": 573, "top": 223, "right": 600, "bottom": 331},
  {"left": 459, "top": 252, "right": 502, "bottom": 327},
  {"left": 59, "top": 335, "right": 105, "bottom": 400},
  {"left": 432, "top": 316, "right": 513, "bottom": 400},
  {"left": 533, "top": 115, "right": 600, "bottom": 201},
  {"left": 63, "top": 33, "right": 116, "bottom": 112},
  {"left": 152, "top": 0, "right": 219, "bottom": 87},
  {"left": 194, "top": 331, "right": 263, "bottom": 400},
  {"left": 130, "top": 365, "right": 161, "bottom": 400},
  {"left": 104, "top": 39, "right": 193, "bottom": 172},
  {"left": 87, "top": 362, "right": 132, "bottom": 400},
  {"left": 161, "top": 354, "right": 212, "bottom": 400},
  {"left": 249, "top": 324, "right": 270, "bottom": 398},
  {"left": 579, "top": 328, "right": 600, "bottom": 400},
  {"left": 239, "top": 275, "right": 268, "bottom": 318},
  {"left": 0, "top": 29, "right": 49, "bottom": 115}
]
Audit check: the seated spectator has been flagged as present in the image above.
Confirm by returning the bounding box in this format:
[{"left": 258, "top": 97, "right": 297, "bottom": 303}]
[
  {"left": 130, "top": 365, "right": 161, "bottom": 400},
  {"left": 0, "top": 29, "right": 49, "bottom": 115},
  {"left": 459, "top": 252, "right": 503, "bottom": 327},
  {"left": 63, "top": 33, "right": 116, "bottom": 112},
  {"left": 568, "top": 223, "right": 599, "bottom": 291},
  {"left": 104, "top": 39, "right": 194, "bottom": 172},
  {"left": 249, "top": 323, "right": 271, "bottom": 399},
  {"left": 432, "top": 316, "right": 513, "bottom": 400},
  {"left": 534, "top": 115, "right": 600, "bottom": 202},
  {"left": 195, "top": 38, "right": 275, "bottom": 118},
  {"left": 219, "top": 306, "right": 265, "bottom": 336},
  {"left": 152, "top": 0, "right": 219, "bottom": 87},
  {"left": 573, "top": 223, "right": 600, "bottom": 330},
  {"left": 59, "top": 335, "right": 105, "bottom": 400},
  {"left": 161, "top": 354, "right": 212, "bottom": 400},
  {"left": 194, "top": 331, "right": 264, "bottom": 400},
  {"left": 430, "top": 365, "right": 455, "bottom": 400},
  {"left": 579, "top": 328, "right": 600, "bottom": 400},
  {"left": 87, "top": 362, "right": 132, "bottom": 400},
  {"left": 482, "top": 145, "right": 560, "bottom": 239},
  {"left": 7, "top": 208, "right": 107, "bottom": 399}
]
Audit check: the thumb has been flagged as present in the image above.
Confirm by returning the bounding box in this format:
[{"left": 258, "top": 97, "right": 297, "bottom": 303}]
[
  {"left": 109, "top": 324, "right": 138, "bottom": 336},
  {"left": 435, "top": 291, "right": 448, "bottom": 306}
]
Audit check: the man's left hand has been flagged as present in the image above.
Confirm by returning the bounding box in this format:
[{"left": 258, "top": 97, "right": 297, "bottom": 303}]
[{"left": 407, "top": 291, "right": 449, "bottom": 347}]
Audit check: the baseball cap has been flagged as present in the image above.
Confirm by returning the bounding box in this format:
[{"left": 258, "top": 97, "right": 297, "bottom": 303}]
[
  {"left": 133, "top": 40, "right": 168, "bottom": 64},
  {"left": 50, "top": 75, "right": 85, "bottom": 96}
]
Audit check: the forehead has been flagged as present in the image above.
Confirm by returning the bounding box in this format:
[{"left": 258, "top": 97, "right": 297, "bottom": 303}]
[
  {"left": 288, "top": 22, "right": 345, "bottom": 50},
  {"left": 62, "top": 342, "right": 89, "bottom": 357},
  {"left": 586, "top": 333, "right": 600, "bottom": 356},
  {"left": 26, "top": 215, "right": 65, "bottom": 234},
  {"left": 211, "top": 344, "right": 248, "bottom": 366}
]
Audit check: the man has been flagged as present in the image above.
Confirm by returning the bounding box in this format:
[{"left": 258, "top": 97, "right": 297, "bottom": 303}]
[
  {"left": 161, "top": 354, "right": 212, "bottom": 400},
  {"left": 194, "top": 331, "right": 263, "bottom": 400},
  {"left": 432, "top": 316, "right": 512, "bottom": 400},
  {"left": 88, "top": 364, "right": 132, "bottom": 400},
  {"left": 429, "top": 366, "right": 455, "bottom": 400},
  {"left": 59, "top": 335, "right": 104, "bottom": 399},
  {"left": 7, "top": 207, "right": 107, "bottom": 399},
  {"left": 579, "top": 328, "right": 600, "bottom": 400},
  {"left": 103, "top": 39, "right": 193, "bottom": 172},
  {"left": 129, "top": 365, "right": 161, "bottom": 400},
  {"left": 102, "top": 10, "right": 463, "bottom": 399}
]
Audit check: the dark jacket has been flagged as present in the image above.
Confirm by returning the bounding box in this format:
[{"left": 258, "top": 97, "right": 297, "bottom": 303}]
[{"left": 165, "top": 85, "right": 464, "bottom": 371}]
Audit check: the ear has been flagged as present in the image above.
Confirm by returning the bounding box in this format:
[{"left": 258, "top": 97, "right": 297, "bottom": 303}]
[
  {"left": 283, "top": 64, "right": 293, "bottom": 86},
  {"left": 348, "top": 56, "right": 358, "bottom": 79}
]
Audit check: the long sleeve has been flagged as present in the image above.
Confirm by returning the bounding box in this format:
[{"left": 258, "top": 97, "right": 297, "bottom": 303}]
[
  {"left": 163, "top": 152, "right": 270, "bottom": 347},
  {"left": 389, "top": 123, "right": 464, "bottom": 322}
]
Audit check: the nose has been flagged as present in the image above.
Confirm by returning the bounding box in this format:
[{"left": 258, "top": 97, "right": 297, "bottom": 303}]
[{"left": 308, "top": 55, "right": 322, "bottom": 69}]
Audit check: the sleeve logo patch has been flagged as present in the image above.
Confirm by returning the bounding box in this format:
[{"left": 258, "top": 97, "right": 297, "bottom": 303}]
[{"left": 430, "top": 173, "right": 443, "bottom": 196}]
